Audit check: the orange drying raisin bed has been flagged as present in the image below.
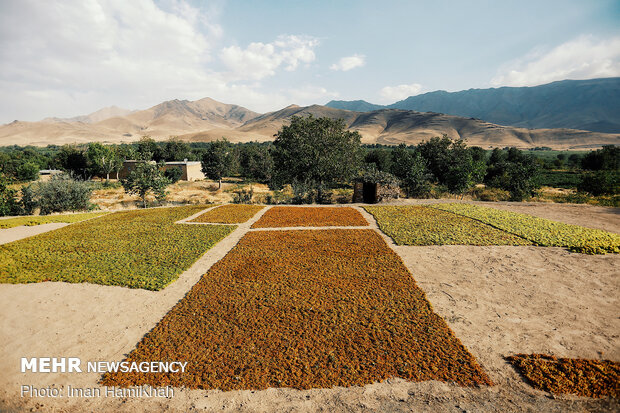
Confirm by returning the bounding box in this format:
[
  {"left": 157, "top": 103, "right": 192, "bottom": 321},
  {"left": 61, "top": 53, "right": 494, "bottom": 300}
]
[
  {"left": 507, "top": 354, "right": 619, "bottom": 398},
  {"left": 251, "top": 206, "right": 368, "bottom": 228},
  {"left": 102, "top": 229, "right": 492, "bottom": 390}
]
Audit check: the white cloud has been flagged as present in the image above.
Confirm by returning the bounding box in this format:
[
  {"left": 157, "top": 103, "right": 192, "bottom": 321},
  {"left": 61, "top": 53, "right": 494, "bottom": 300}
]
[
  {"left": 0, "top": 0, "right": 224, "bottom": 121},
  {"left": 379, "top": 83, "right": 423, "bottom": 102},
  {"left": 220, "top": 35, "right": 319, "bottom": 80},
  {"left": 491, "top": 35, "right": 620, "bottom": 87},
  {"left": 330, "top": 54, "right": 365, "bottom": 71},
  {"left": 0, "top": 1, "right": 326, "bottom": 122}
]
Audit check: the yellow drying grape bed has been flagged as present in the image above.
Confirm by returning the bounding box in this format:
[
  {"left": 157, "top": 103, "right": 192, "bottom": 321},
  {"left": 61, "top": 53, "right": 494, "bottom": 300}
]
[
  {"left": 429, "top": 203, "right": 620, "bottom": 254},
  {"left": 507, "top": 354, "right": 619, "bottom": 398},
  {"left": 102, "top": 229, "right": 492, "bottom": 390},
  {"left": 364, "top": 206, "right": 531, "bottom": 246},
  {"left": 0, "top": 205, "right": 234, "bottom": 290},
  {"left": 190, "top": 204, "right": 264, "bottom": 224},
  {"left": 0, "top": 212, "right": 108, "bottom": 229}
]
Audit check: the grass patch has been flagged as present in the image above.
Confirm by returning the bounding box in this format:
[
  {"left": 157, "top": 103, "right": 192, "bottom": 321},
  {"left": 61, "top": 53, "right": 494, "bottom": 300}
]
[
  {"left": 365, "top": 206, "right": 531, "bottom": 246},
  {"left": 0, "top": 212, "right": 108, "bottom": 229},
  {"left": 507, "top": 354, "right": 619, "bottom": 398},
  {"left": 0, "top": 205, "right": 234, "bottom": 290},
  {"left": 190, "top": 204, "right": 263, "bottom": 224},
  {"left": 251, "top": 206, "right": 368, "bottom": 228},
  {"left": 430, "top": 203, "right": 620, "bottom": 254},
  {"left": 102, "top": 229, "right": 492, "bottom": 390},
  {"left": 538, "top": 170, "right": 583, "bottom": 189}
]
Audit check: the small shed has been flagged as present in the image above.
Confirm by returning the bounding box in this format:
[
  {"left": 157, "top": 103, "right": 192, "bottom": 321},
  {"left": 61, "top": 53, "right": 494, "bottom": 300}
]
[
  {"left": 38, "top": 169, "right": 63, "bottom": 182},
  {"left": 117, "top": 160, "right": 156, "bottom": 180},
  {"left": 353, "top": 170, "right": 401, "bottom": 203},
  {"left": 162, "top": 160, "right": 206, "bottom": 181}
]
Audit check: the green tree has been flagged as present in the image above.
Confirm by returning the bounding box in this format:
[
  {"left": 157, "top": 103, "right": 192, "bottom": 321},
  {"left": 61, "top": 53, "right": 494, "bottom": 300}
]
[
  {"left": 578, "top": 170, "right": 619, "bottom": 196},
  {"left": 365, "top": 148, "right": 393, "bottom": 172},
  {"left": 239, "top": 143, "right": 273, "bottom": 182},
  {"left": 403, "top": 151, "right": 433, "bottom": 197},
  {"left": 121, "top": 162, "right": 170, "bottom": 207},
  {"left": 390, "top": 144, "right": 431, "bottom": 197},
  {"left": 54, "top": 145, "right": 89, "bottom": 179},
  {"left": 87, "top": 143, "right": 122, "bottom": 181},
  {"left": 163, "top": 137, "right": 191, "bottom": 161},
  {"left": 485, "top": 148, "right": 540, "bottom": 201},
  {"left": 271, "top": 115, "right": 362, "bottom": 189},
  {"left": 581, "top": 145, "right": 619, "bottom": 171},
  {"left": 16, "top": 161, "right": 40, "bottom": 182},
  {"left": 0, "top": 173, "right": 22, "bottom": 216},
  {"left": 417, "top": 134, "right": 453, "bottom": 183},
  {"left": 201, "top": 139, "right": 234, "bottom": 189},
  {"left": 118, "top": 143, "right": 137, "bottom": 161},
  {"left": 444, "top": 141, "right": 483, "bottom": 196},
  {"left": 390, "top": 143, "right": 414, "bottom": 179},
  {"left": 417, "top": 135, "right": 485, "bottom": 195},
  {"left": 136, "top": 136, "right": 160, "bottom": 161}
]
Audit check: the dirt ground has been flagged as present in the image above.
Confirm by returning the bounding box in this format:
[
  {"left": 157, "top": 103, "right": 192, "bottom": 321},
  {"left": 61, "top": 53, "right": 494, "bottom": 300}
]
[
  {"left": 0, "top": 202, "right": 618, "bottom": 412},
  {"left": 90, "top": 179, "right": 259, "bottom": 210},
  {"left": 0, "top": 223, "right": 69, "bottom": 245}
]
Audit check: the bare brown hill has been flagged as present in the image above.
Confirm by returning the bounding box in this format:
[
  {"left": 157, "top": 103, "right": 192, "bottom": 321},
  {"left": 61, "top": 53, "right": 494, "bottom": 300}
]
[
  {"left": 1, "top": 98, "right": 618, "bottom": 149},
  {"left": 232, "top": 105, "right": 620, "bottom": 149}
]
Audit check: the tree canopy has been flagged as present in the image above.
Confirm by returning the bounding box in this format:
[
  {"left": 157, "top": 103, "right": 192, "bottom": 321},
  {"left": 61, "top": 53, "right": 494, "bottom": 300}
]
[{"left": 271, "top": 115, "right": 363, "bottom": 188}]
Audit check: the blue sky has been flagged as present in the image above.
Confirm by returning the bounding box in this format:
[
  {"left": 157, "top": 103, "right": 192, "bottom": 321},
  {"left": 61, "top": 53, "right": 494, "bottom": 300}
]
[{"left": 1, "top": 0, "right": 619, "bottom": 122}]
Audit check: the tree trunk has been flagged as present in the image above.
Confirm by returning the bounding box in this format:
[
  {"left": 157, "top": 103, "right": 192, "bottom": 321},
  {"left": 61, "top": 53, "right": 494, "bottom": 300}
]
[
  {"left": 106, "top": 172, "right": 110, "bottom": 181},
  {"left": 218, "top": 179, "right": 222, "bottom": 189}
]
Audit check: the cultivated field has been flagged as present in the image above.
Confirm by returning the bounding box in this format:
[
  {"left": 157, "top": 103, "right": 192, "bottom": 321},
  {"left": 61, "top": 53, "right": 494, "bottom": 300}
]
[{"left": 0, "top": 202, "right": 618, "bottom": 412}]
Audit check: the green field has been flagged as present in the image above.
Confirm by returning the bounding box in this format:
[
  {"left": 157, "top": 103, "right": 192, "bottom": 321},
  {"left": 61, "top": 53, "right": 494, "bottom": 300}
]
[
  {"left": 538, "top": 170, "right": 583, "bottom": 189},
  {"left": 0, "top": 205, "right": 234, "bottom": 290}
]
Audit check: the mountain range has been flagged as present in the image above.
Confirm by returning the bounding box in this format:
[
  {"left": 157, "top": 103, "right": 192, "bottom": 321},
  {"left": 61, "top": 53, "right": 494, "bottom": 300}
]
[
  {"left": 1, "top": 78, "right": 619, "bottom": 149},
  {"left": 327, "top": 78, "right": 620, "bottom": 133}
]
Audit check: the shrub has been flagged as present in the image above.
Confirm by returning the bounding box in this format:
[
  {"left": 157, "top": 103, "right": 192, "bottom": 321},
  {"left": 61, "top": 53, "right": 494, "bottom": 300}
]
[
  {"left": 291, "top": 180, "right": 317, "bottom": 204},
  {"left": 577, "top": 170, "right": 619, "bottom": 196},
  {"left": 232, "top": 188, "right": 254, "bottom": 204},
  {"left": 470, "top": 186, "right": 511, "bottom": 202},
  {"left": 36, "top": 174, "right": 92, "bottom": 215}
]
